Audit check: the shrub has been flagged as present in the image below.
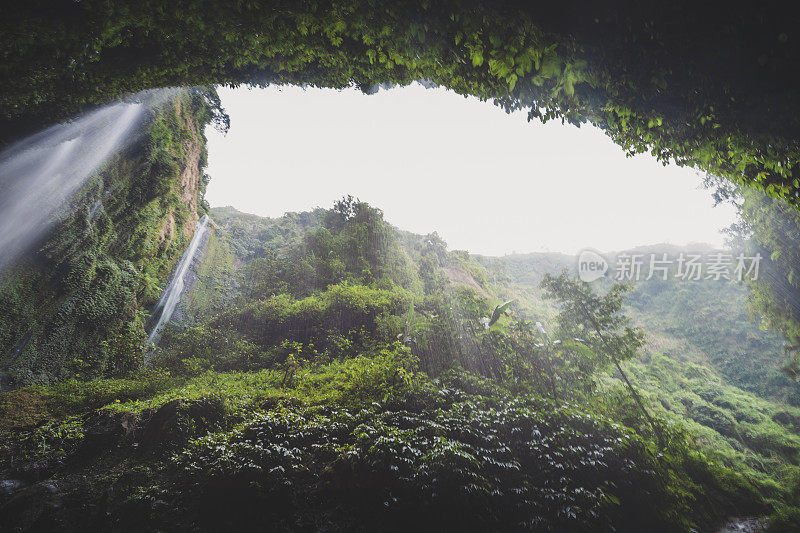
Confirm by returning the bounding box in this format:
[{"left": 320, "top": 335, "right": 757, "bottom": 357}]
[
  {"left": 169, "top": 388, "right": 690, "bottom": 532},
  {"left": 154, "top": 325, "right": 269, "bottom": 375},
  {"left": 216, "top": 283, "right": 410, "bottom": 355}
]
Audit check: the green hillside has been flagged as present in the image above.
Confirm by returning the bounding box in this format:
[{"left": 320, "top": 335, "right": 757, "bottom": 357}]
[
  {"left": 2, "top": 194, "right": 800, "bottom": 530},
  {"left": 2, "top": 3, "right": 800, "bottom": 531},
  {"left": 185, "top": 204, "right": 800, "bottom": 526}
]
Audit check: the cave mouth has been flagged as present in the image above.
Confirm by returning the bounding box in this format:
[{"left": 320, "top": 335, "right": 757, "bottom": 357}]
[
  {"left": 203, "top": 83, "right": 737, "bottom": 257},
  {"left": 2, "top": 1, "right": 799, "bottom": 204},
  {"left": 3, "top": 5, "right": 800, "bottom": 530}
]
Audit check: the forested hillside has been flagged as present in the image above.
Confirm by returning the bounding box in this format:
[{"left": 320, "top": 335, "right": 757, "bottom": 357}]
[
  {"left": 2, "top": 2, "right": 800, "bottom": 531},
  {"left": 473, "top": 250, "right": 800, "bottom": 499},
  {"left": 479, "top": 249, "right": 799, "bottom": 406},
  {"left": 179, "top": 202, "right": 800, "bottom": 528},
  {"left": 4, "top": 193, "right": 798, "bottom": 530}
]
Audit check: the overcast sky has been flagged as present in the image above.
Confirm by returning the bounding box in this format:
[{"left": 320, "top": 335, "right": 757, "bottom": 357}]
[{"left": 205, "top": 84, "right": 736, "bottom": 256}]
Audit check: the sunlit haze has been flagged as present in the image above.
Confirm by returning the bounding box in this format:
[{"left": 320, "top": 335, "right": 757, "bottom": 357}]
[{"left": 205, "top": 84, "right": 736, "bottom": 256}]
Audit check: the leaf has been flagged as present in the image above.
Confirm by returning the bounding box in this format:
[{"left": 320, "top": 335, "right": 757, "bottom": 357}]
[
  {"left": 539, "top": 51, "right": 561, "bottom": 78},
  {"left": 564, "top": 78, "right": 574, "bottom": 96},
  {"left": 489, "top": 299, "right": 515, "bottom": 327},
  {"left": 509, "top": 73, "right": 518, "bottom": 91}
]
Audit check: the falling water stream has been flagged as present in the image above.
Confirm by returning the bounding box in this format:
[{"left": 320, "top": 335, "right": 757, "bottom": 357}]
[
  {"left": 0, "top": 89, "right": 175, "bottom": 274},
  {"left": 0, "top": 87, "right": 206, "bottom": 354},
  {"left": 147, "top": 215, "right": 211, "bottom": 346}
]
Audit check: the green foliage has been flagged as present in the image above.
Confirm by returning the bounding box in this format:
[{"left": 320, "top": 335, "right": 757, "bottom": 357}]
[
  {"left": 734, "top": 187, "right": 800, "bottom": 378},
  {"left": 0, "top": 89, "right": 218, "bottom": 384},
  {"left": 603, "top": 353, "right": 800, "bottom": 502},
  {"left": 542, "top": 271, "right": 645, "bottom": 364},
  {"left": 479, "top": 321, "right": 603, "bottom": 399},
  {"left": 768, "top": 470, "right": 800, "bottom": 532},
  {"left": 4, "top": 197, "right": 798, "bottom": 529},
  {"left": 626, "top": 273, "right": 799, "bottom": 407},
  {"left": 0, "top": 417, "right": 86, "bottom": 472},
  {"left": 5, "top": 361, "right": 752, "bottom": 531},
  {"left": 169, "top": 383, "right": 692, "bottom": 532},
  {"left": 488, "top": 298, "right": 514, "bottom": 327},
  {"left": 2, "top": 2, "right": 799, "bottom": 206},
  {"left": 227, "top": 200, "right": 415, "bottom": 300},
  {"left": 154, "top": 326, "right": 268, "bottom": 375},
  {"left": 214, "top": 282, "right": 411, "bottom": 357},
  {"left": 541, "top": 271, "right": 662, "bottom": 446},
  {"left": 0, "top": 370, "right": 176, "bottom": 427},
  {"left": 292, "top": 344, "right": 419, "bottom": 408}
]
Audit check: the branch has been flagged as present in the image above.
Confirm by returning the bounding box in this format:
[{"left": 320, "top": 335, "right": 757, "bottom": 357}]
[{"left": 578, "top": 301, "right": 665, "bottom": 450}]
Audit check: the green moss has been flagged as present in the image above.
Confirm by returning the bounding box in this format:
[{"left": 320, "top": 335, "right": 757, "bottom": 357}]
[
  {"left": 184, "top": 232, "right": 236, "bottom": 320},
  {"left": 0, "top": 89, "right": 219, "bottom": 384},
  {"left": 2, "top": 3, "right": 800, "bottom": 207},
  {"left": 0, "top": 371, "right": 177, "bottom": 428}
]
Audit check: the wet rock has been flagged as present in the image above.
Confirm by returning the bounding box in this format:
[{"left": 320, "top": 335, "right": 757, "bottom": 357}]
[
  {"left": 151, "top": 499, "right": 169, "bottom": 512},
  {"left": 716, "top": 516, "right": 764, "bottom": 532},
  {"left": 0, "top": 479, "right": 65, "bottom": 530},
  {"left": 0, "top": 479, "right": 24, "bottom": 496},
  {"left": 78, "top": 409, "right": 140, "bottom": 457},
  {"left": 138, "top": 398, "right": 225, "bottom": 453},
  {"left": 0, "top": 372, "right": 17, "bottom": 392}
]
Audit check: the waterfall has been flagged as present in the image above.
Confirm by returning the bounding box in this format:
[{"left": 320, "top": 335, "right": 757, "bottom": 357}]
[
  {"left": 88, "top": 198, "right": 104, "bottom": 222},
  {"left": 147, "top": 215, "right": 211, "bottom": 346},
  {"left": 0, "top": 89, "right": 175, "bottom": 274}
]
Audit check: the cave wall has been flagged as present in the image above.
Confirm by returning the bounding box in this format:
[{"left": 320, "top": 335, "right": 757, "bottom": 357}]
[
  {"left": 0, "top": 89, "right": 216, "bottom": 385},
  {"left": 1, "top": 2, "right": 799, "bottom": 203}
]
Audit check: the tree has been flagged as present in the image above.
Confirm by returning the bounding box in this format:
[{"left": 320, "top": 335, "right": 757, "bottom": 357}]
[
  {"left": 708, "top": 177, "right": 800, "bottom": 378},
  {"left": 541, "top": 271, "right": 663, "bottom": 448},
  {"left": 331, "top": 195, "right": 359, "bottom": 223}
]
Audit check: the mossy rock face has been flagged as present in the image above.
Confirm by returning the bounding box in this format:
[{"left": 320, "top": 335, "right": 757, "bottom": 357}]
[
  {"left": 138, "top": 397, "right": 225, "bottom": 453},
  {"left": 78, "top": 409, "right": 139, "bottom": 457},
  {"left": 0, "top": 88, "right": 220, "bottom": 386},
  {"left": 773, "top": 410, "right": 800, "bottom": 431},
  {"left": 688, "top": 403, "right": 737, "bottom": 437},
  {"left": 0, "top": 479, "right": 65, "bottom": 531}
]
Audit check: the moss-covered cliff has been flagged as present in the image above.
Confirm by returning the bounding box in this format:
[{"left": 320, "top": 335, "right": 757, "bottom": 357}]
[{"left": 0, "top": 88, "right": 219, "bottom": 385}]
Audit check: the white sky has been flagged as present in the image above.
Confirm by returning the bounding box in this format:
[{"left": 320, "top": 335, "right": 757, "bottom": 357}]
[{"left": 205, "top": 84, "right": 736, "bottom": 256}]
